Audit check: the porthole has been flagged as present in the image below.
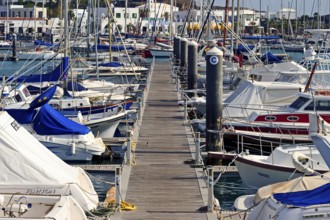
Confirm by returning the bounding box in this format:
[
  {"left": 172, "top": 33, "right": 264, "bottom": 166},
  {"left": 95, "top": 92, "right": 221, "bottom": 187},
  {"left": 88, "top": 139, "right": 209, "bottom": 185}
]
[
  {"left": 265, "top": 116, "right": 276, "bottom": 121},
  {"left": 287, "top": 116, "right": 299, "bottom": 122}
]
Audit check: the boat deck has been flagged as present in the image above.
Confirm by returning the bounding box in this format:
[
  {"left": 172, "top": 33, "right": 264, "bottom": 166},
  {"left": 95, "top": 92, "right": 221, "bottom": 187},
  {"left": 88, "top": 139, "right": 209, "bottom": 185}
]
[{"left": 111, "top": 62, "right": 218, "bottom": 219}]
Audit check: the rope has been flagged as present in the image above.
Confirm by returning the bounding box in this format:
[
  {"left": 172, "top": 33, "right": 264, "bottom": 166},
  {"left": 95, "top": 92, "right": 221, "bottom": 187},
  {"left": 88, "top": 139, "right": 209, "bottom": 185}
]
[{"left": 213, "top": 153, "right": 242, "bottom": 186}]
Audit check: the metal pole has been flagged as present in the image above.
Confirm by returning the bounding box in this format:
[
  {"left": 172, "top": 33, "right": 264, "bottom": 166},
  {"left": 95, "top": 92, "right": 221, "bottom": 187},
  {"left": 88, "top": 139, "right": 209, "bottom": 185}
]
[
  {"left": 195, "top": 132, "right": 200, "bottom": 165},
  {"left": 184, "top": 98, "right": 188, "bottom": 121},
  {"left": 187, "top": 41, "right": 198, "bottom": 91},
  {"left": 12, "top": 34, "right": 17, "bottom": 61},
  {"left": 207, "top": 167, "right": 214, "bottom": 212},
  {"left": 205, "top": 47, "right": 223, "bottom": 152},
  {"left": 126, "top": 131, "right": 131, "bottom": 164},
  {"left": 115, "top": 167, "right": 122, "bottom": 210}
]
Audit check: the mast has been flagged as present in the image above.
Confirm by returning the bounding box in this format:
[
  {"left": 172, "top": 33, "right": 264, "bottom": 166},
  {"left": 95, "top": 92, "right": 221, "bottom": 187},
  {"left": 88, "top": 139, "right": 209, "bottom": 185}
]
[
  {"left": 230, "top": 0, "right": 234, "bottom": 54},
  {"left": 147, "top": 0, "right": 151, "bottom": 36},
  {"left": 64, "top": 0, "right": 68, "bottom": 57},
  {"left": 235, "top": 0, "right": 240, "bottom": 49},
  {"left": 125, "top": 0, "right": 127, "bottom": 34},
  {"left": 170, "top": 0, "right": 173, "bottom": 41},
  {"left": 281, "top": 0, "right": 284, "bottom": 37},
  {"left": 223, "top": 0, "right": 229, "bottom": 47},
  {"left": 318, "top": 0, "right": 320, "bottom": 29},
  {"left": 295, "top": 0, "right": 297, "bottom": 35},
  {"left": 86, "top": 0, "right": 91, "bottom": 57},
  {"left": 303, "top": 0, "right": 305, "bottom": 31}
]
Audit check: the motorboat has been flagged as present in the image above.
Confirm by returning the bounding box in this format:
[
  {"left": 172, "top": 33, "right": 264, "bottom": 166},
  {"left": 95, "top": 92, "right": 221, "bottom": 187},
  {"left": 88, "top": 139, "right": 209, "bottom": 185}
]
[
  {"left": 208, "top": 144, "right": 328, "bottom": 189},
  {"left": 234, "top": 172, "right": 330, "bottom": 220}
]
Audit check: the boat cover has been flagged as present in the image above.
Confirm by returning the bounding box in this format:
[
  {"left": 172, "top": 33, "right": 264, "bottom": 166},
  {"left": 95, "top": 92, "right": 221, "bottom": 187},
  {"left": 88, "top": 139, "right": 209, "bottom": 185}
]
[
  {"left": 67, "top": 81, "right": 88, "bottom": 92},
  {"left": 96, "top": 62, "right": 123, "bottom": 67},
  {"left": 10, "top": 57, "right": 68, "bottom": 83},
  {"left": 34, "top": 39, "right": 58, "bottom": 47},
  {"left": 254, "top": 172, "right": 330, "bottom": 204},
  {"left": 0, "top": 111, "right": 98, "bottom": 210},
  {"left": 33, "top": 104, "right": 90, "bottom": 135},
  {"left": 95, "top": 44, "right": 134, "bottom": 51},
  {"left": 0, "top": 111, "right": 79, "bottom": 184},
  {"left": 273, "top": 182, "right": 330, "bottom": 207},
  {"left": 261, "top": 52, "right": 282, "bottom": 64}
]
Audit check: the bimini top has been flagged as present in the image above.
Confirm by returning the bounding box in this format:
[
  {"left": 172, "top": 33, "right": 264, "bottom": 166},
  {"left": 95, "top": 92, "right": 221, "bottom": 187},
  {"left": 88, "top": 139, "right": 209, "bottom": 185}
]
[{"left": 273, "top": 182, "right": 330, "bottom": 207}]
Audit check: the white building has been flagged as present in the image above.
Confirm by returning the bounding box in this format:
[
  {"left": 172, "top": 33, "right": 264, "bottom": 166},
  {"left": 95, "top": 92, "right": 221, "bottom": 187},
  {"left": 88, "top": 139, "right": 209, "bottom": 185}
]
[
  {"left": 0, "top": 5, "right": 47, "bottom": 35},
  {"left": 277, "top": 8, "right": 297, "bottom": 20}
]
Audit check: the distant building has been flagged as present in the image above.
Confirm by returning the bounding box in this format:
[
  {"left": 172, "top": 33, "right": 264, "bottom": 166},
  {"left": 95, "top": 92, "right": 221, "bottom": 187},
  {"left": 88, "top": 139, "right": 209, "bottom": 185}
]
[
  {"left": 277, "top": 8, "right": 297, "bottom": 20},
  {"left": 0, "top": 5, "right": 47, "bottom": 36}
]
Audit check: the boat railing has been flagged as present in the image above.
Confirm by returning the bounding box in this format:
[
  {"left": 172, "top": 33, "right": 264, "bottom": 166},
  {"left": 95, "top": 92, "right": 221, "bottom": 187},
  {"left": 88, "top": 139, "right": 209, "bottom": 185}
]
[
  {"left": 222, "top": 104, "right": 284, "bottom": 120},
  {"left": 223, "top": 116, "right": 308, "bottom": 155}
]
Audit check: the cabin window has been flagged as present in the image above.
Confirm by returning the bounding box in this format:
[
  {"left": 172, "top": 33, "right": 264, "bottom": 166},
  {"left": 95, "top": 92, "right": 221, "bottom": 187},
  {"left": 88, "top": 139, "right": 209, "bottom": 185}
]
[
  {"left": 132, "top": 13, "right": 137, "bottom": 19},
  {"left": 305, "top": 100, "right": 330, "bottom": 111},
  {"left": 288, "top": 97, "right": 309, "bottom": 110},
  {"left": 116, "top": 13, "right": 121, "bottom": 18},
  {"left": 15, "top": 94, "right": 22, "bottom": 102}
]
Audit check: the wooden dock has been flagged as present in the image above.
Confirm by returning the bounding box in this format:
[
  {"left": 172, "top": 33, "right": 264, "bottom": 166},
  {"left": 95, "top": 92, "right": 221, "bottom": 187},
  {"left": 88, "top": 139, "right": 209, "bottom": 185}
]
[{"left": 111, "top": 62, "right": 218, "bottom": 220}]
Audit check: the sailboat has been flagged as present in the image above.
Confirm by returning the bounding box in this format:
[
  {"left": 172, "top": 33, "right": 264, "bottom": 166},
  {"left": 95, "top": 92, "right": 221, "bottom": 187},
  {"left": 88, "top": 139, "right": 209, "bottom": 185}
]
[{"left": 4, "top": 86, "right": 106, "bottom": 161}]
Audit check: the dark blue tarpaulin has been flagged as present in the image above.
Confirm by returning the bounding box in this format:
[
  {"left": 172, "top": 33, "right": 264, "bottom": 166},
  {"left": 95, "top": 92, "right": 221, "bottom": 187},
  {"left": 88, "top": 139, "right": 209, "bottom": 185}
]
[
  {"left": 9, "top": 57, "right": 69, "bottom": 83},
  {"left": 273, "top": 182, "right": 330, "bottom": 207},
  {"left": 67, "top": 81, "right": 88, "bottom": 92},
  {"left": 95, "top": 62, "right": 123, "bottom": 67},
  {"left": 94, "top": 44, "right": 135, "bottom": 51},
  {"left": 33, "top": 104, "right": 90, "bottom": 135},
  {"left": 34, "top": 39, "right": 58, "bottom": 47},
  {"left": 6, "top": 108, "right": 36, "bottom": 124},
  {"left": 29, "top": 85, "right": 57, "bottom": 109},
  {"left": 261, "top": 52, "right": 282, "bottom": 64}
]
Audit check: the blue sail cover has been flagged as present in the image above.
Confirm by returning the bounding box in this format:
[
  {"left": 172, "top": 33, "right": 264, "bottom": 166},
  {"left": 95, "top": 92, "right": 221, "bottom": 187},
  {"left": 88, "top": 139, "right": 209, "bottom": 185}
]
[
  {"left": 34, "top": 39, "right": 59, "bottom": 47},
  {"left": 12, "top": 57, "right": 69, "bottom": 83},
  {"left": 273, "top": 182, "right": 330, "bottom": 207},
  {"left": 6, "top": 108, "right": 36, "bottom": 124},
  {"left": 67, "top": 81, "right": 88, "bottom": 92},
  {"left": 29, "top": 85, "right": 57, "bottom": 109},
  {"left": 94, "top": 44, "right": 135, "bottom": 51},
  {"left": 33, "top": 104, "right": 90, "bottom": 135},
  {"left": 261, "top": 52, "right": 282, "bottom": 64},
  {"left": 96, "top": 62, "right": 123, "bottom": 67}
]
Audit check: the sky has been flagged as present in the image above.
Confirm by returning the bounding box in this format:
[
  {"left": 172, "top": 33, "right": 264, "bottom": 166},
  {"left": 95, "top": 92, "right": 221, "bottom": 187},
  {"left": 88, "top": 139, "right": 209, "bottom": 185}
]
[{"left": 213, "top": 0, "right": 329, "bottom": 16}]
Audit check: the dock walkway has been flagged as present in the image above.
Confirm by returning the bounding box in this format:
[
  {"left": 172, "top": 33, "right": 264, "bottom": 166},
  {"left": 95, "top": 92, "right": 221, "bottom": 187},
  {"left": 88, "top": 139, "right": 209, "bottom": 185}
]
[{"left": 112, "top": 62, "right": 218, "bottom": 219}]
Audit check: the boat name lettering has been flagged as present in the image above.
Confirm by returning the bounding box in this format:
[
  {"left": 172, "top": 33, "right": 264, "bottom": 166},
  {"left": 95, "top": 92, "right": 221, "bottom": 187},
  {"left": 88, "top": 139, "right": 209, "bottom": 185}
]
[
  {"left": 11, "top": 121, "right": 20, "bottom": 131},
  {"left": 26, "top": 188, "right": 56, "bottom": 195}
]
